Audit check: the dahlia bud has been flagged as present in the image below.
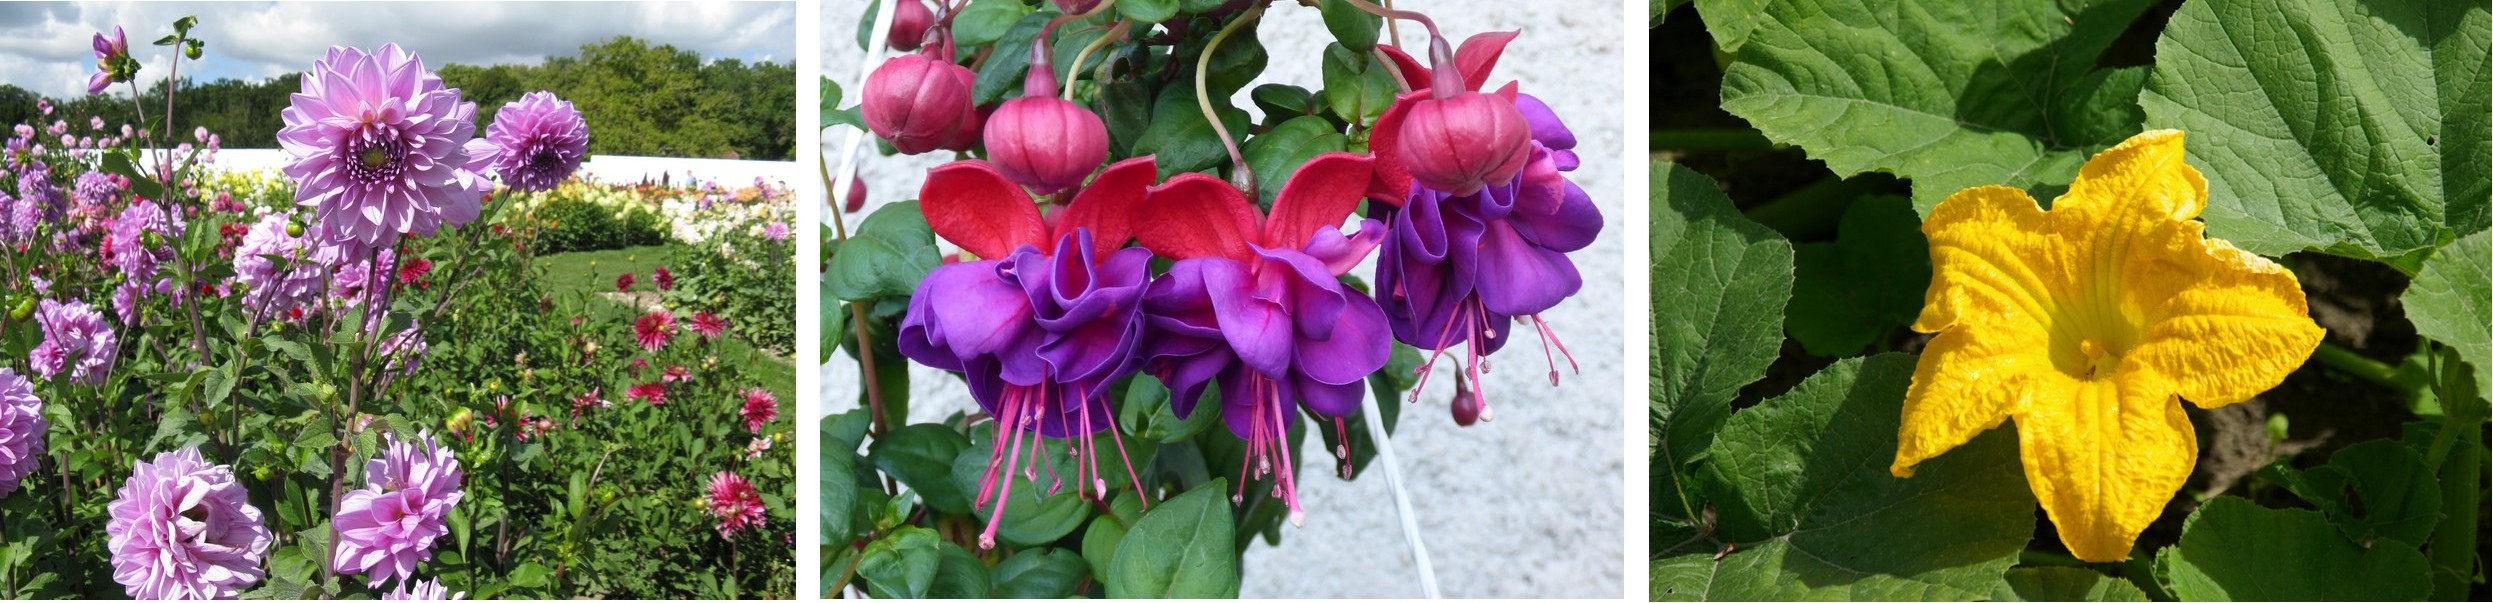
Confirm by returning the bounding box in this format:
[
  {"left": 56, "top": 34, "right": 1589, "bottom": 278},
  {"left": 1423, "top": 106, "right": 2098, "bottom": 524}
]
[
  {"left": 887, "top": 0, "right": 935, "bottom": 52},
  {"left": 7, "top": 298, "right": 29, "bottom": 321},
  {"left": 983, "top": 68, "right": 1107, "bottom": 194},
  {"left": 861, "top": 53, "right": 977, "bottom": 155},
  {"left": 1396, "top": 91, "right": 1532, "bottom": 196}
]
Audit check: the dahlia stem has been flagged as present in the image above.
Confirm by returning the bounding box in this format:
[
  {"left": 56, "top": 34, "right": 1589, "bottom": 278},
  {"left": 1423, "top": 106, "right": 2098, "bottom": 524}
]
[
  {"left": 1195, "top": 4, "right": 1261, "bottom": 194},
  {"left": 1361, "top": 391, "right": 1439, "bottom": 598}
]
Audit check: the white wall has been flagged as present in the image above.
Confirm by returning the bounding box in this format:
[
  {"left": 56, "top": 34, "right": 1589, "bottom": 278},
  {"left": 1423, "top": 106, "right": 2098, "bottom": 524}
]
[
  {"left": 821, "top": 2, "right": 1626, "bottom": 598},
  {"left": 203, "top": 148, "right": 797, "bottom": 188}
]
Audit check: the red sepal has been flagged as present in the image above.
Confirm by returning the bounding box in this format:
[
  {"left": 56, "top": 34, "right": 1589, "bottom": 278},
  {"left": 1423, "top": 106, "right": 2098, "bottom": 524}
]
[
  {"left": 1263, "top": 152, "right": 1375, "bottom": 249},
  {"left": 1135, "top": 173, "right": 1260, "bottom": 263},
  {"left": 1055, "top": 155, "right": 1156, "bottom": 257},
  {"left": 1454, "top": 31, "right": 1518, "bottom": 92},
  {"left": 919, "top": 160, "right": 1046, "bottom": 259},
  {"left": 1363, "top": 90, "right": 1430, "bottom": 206}
]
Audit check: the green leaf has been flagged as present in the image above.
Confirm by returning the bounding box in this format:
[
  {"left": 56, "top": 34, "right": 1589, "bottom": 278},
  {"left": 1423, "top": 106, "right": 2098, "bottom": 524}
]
[
  {"left": 1783, "top": 194, "right": 1930, "bottom": 356},
  {"left": 1106, "top": 478, "right": 1240, "bottom": 598},
  {"left": 1719, "top": 0, "right": 2155, "bottom": 213},
  {"left": 2403, "top": 230, "right": 2489, "bottom": 395},
  {"left": 1996, "top": 567, "right": 2148, "bottom": 602},
  {"left": 1131, "top": 82, "right": 1250, "bottom": 178},
  {"left": 930, "top": 543, "right": 992, "bottom": 598},
  {"left": 1249, "top": 84, "right": 1317, "bottom": 122},
  {"left": 822, "top": 420, "right": 862, "bottom": 545},
  {"left": 2275, "top": 439, "right": 2444, "bottom": 547},
  {"left": 953, "top": 0, "right": 1034, "bottom": 47},
  {"left": 1082, "top": 491, "right": 1146, "bottom": 581},
  {"left": 1692, "top": 0, "right": 1768, "bottom": 52},
  {"left": 993, "top": 547, "right": 1089, "bottom": 598},
  {"left": 2141, "top": 0, "right": 2490, "bottom": 262},
  {"left": 822, "top": 78, "right": 867, "bottom": 133},
  {"left": 2160, "top": 497, "right": 2432, "bottom": 601},
  {"left": 973, "top": 11, "right": 1056, "bottom": 105},
  {"left": 1319, "top": 0, "right": 1382, "bottom": 51},
  {"left": 825, "top": 201, "right": 941, "bottom": 301},
  {"left": 1651, "top": 354, "right": 2035, "bottom": 601},
  {"left": 858, "top": 526, "right": 943, "bottom": 599},
  {"left": 1319, "top": 42, "right": 1400, "bottom": 126},
  {"left": 505, "top": 562, "right": 554, "bottom": 589},
  {"left": 950, "top": 430, "right": 1093, "bottom": 547},
  {"left": 821, "top": 297, "right": 848, "bottom": 363},
  {"left": 868, "top": 424, "right": 973, "bottom": 514},
  {"left": 1200, "top": 17, "right": 1265, "bottom": 100},
  {"left": 1116, "top": 0, "right": 1179, "bottom": 24},
  {"left": 1241, "top": 115, "right": 1348, "bottom": 206},
  {"left": 1648, "top": 161, "right": 1792, "bottom": 526}
]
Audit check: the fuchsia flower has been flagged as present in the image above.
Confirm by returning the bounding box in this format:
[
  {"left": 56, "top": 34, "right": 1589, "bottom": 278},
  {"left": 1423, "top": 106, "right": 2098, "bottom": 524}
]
[
  {"left": 105, "top": 447, "right": 272, "bottom": 600},
  {"left": 688, "top": 310, "right": 729, "bottom": 339},
  {"left": 278, "top": 44, "right": 496, "bottom": 249},
  {"left": 633, "top": 309, "right": 677, "bottom": 351},
  {"left": 983, "top": 57, "right": 1107, "bottom": 194},
  {"left": 652, "top": 266, "right": 674, "bottom": 291},
  {"left": 334, "top": 430, "right": 464, "bottom": 587},
  {"left": 861, "top": 52, "right": 980, "bottom": 155},
  {"left": 1133, "top": 153, "right": 1391, "bottom": 517},
  {"left": 31, "top": 299, "right": 116, "bottom": 385},
  {"left": 741, "top": 388, "right": 779, "bottom": 434},
  {"left": 706, "top": 471, "right": 767, "bottom": 537},
  {"left": 482, "top": 91, "right": 589, "bottom": 192},
  {"left": 1364, "top": 32, "right": 1600, "bottom": 420},
  {"left": 897, "top": 156, "right": 1159, "bottom": 548},
  {"left": 886, "top": 0, "right": 935, "bottom": 51},
  {"left": 628, "top": 382, "right": 667, "bottom": 405},
  {"left": 0, "top": 369, "right": 45, "bottom": 499}
]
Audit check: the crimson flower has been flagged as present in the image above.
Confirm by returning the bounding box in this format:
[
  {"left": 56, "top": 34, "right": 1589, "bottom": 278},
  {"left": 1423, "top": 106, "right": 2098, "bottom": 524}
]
[
  {"left": 632, "top": 310, "right": 676, "bottom": 351},
  {"left": 688, "top": 311, "right": 729, "bottom": 339},
  {"left": 614, "top": 272, "right": 634, "bottom": 292},
  {"left": 653, "top": 266, "right": 674, "bottom": 291},
  {"left": 627, "top": 382, "right": 665, "bottom": 405}
]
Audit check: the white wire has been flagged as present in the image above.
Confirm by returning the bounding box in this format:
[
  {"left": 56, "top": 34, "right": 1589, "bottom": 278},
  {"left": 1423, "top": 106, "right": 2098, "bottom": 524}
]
[{"left": 1362, "top": 392, "right": 1441, "bottom": 598}]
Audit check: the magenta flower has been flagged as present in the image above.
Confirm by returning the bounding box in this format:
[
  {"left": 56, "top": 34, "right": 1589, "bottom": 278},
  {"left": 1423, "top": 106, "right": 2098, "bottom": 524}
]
[
  {"left": 278, "top": 44, "right": 495, "bottom": 248},
  {"left": 614, "top": 272, "right": 635, "bottom": 292},
  {"left": 632, "top": 309, "right": 676, "bottom": 351},
  {"left": 105, "top": 446, "right": 272, "bottom": 600},
  {"left": 88, "top": 26, "right": 131, "bottom": 95},
  {"left": 705, "top": 471, "right": 766, "bottom": 537},
  {"left": 628, "top": 382, "right": 666, "bottom": 405},
  {"left": 741, "top": 388, "right": 778, "bottom": 434},
  {"left": 1133, "top": 153, "right": 1391, "bottom": 519},
  {"left": 896, "top": 157, "right": 1158, "bottom": 547},
  {"left": 383, "top": 577, "right": 463, "bottom": 600},
  {"left": 108, "top": 197, "right": 180, "bottom": 286},
  {"left": 688, "top": 310, "right": 728, "bottom": 339},
  {"left": 233, "top": 213, "right": 326, "bottom": 320},
  {"left": 652, "top": 266, "right": 674, "bottom": 291},
  {"left": 983, "top": 66, "right": 1107, "bottom": 194},
  {"left": 334, "top": 430, "right": 464, "bottom": 587},
  {"left": 0, "top": 369, "right": 45, "bottom": 499},
  {"left": 31, "top": 299, "right": 116, "bottom": 385},
  {"left": 72, "top": 171, "right": 119, "bottom": 208},
  {"left": 483, "top": 91, "right": 588, "bottom": 192},
  {"left": 328, "top": 244, "right": 393, "bottom": 309},
  {"left": 761, "top": 221, "right": 789, "bottom": 241}
]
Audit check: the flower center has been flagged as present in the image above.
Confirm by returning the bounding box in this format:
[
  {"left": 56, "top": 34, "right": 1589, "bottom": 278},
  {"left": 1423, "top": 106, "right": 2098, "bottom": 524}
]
[{"left": 343, "top": 126, "right": 408, "bottom": 184}]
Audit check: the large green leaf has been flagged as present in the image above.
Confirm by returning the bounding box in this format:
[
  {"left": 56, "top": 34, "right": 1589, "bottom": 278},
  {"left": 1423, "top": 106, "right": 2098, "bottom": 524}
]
[
  {"left": 1719, "top": 0, "right": 2155, "bottom": 213},
  {"left": 1651, "top": 354, "right": 2035, "bottom": 601},
  {"left": 2403, "top": 230, "right": 2489, "bottom": 392},
  {"left": 825, "top": 201, "right": 940, "bottom": 302},
  {"left": 1784, "top": 194, "right": 1929, "bottom": 356},
  {"left": 1693, "top": 0, "right": 1770, "bottom": 52},
  {"left": 949, "top": 428, "right": 1093, "bottom": 548},
  {"left": 2159, "top": 497, "right": 2433, "bottom": 601},
  {"left": 930, "top": 543, "right": 992, "bottom": 598},
  {"left": 1649, "top": 161, "right": 1792, "bottom": 527},
  {"left": 1241, "top": 115, "right": 1349, "bottom": 206},
  {"left": 1131, "top": 82, "right": 1251, "bottom": 178},
  {"left": 868, "top": 424, "right": 973, "bottom": 514},
  {"left": 858, "top": 526, "right": 942, "bottom": 599},
  {"left": 1995, "top": 567, "right": 2148, "bottom": 602},
  {"left": 2274, "top": 439, "right": 2444, "bottom": 547},
  {"left": 1105, "top": 479, "right": 1240, "bottom": 598},
  {"left": 992, "top": 547, "right": 1089, "bottom": 598},
  {"left": 2142, "top": 0, "right": 2490, "bottom": 263}
]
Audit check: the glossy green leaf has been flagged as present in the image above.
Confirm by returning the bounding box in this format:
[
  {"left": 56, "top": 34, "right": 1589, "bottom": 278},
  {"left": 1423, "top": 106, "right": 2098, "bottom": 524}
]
[
  {"left": 1996, "top": 567, "right": 2148, "bottom": 602},
  {"left": 1783, "top": 195, "right": 1929, "bottom": 356},
  {"left": 868, "top": 424, "right": 973, "bottom": 514},
  {"left": 2160, "top": 497, "right": 2432, "bottom": 601},
  {"left": 1131, "top": 82, "right": 1250, "bottom": 178},
  {"left": 1082, "top": 491, "right": 1146, "bottom": 581},
  {"left": 1117, "top": 0, "right": 1179, "bottom": 24},
  {"left": 993, "top": 547, "right": 1089, "bottom": 598},
  {"left": 1320, "top": 42, "right": 1400, "bottom": 126},
  {"left": 2403, "top": 230, "right": 2489, "bottom": 394},
  {"left": 2142, "top": 0, "right": 2490, "bottom": 263},
  {"left": 1241, "top": 115, "right": 1348, "bottom": 206},
  {"left": 1649, "top": 161, "right": 1792, "bottom": 526},
  {"left": 1106, "top": 479, "right": 1239, "bottom": 598},
  {"left": 2276, "top": 439, "right": 2445, "bottom": 547},
  {"left": 953, "top": 0, "right": 1033, "bottom": 48},
  {"left": 825, "top": 201, "right": 941, "bottom": 302},
  {"left": 1319, "top": 0, "right": 1382, "bottom": 51},
  {"left": 949, "top": 429, "right": 1093, "bottom": 547},
  {"left": 973, "top": 11, "right": 1056, "bottom": 104},
  {"left": 930, "top": 543, "right": 992, "bottom": 599},
  {"left": 858, "top": 526, "right": 942, "bottom": 599}
]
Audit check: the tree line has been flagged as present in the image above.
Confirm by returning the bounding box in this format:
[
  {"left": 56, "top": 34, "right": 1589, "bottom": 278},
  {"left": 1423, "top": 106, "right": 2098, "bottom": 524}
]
[{"left": 0, "top": 36, "right": 794, "bottom": 161}]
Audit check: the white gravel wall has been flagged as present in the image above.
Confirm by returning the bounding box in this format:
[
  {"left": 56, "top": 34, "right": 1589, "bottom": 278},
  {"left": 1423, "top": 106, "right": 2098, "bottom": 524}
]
[{"left": 820, "top": 2, "right": 1624, "bottom": 598}]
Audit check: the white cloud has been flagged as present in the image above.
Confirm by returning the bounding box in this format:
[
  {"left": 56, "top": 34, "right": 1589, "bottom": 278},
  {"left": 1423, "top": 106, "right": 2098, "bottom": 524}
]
[{"left": 0, "top": 1, "right": 795, "bottom": 98}]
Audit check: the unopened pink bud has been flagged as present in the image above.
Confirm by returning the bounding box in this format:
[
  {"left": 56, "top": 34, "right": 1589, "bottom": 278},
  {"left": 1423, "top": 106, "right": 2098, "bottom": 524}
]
[
  {"left": 1397, "top": 92, "right": 1531, "bottom": 196},
  {"left": 844, "top": 170, "right": 868, "bottom": 213},
  {"left": 861, "top": 53, "right": 976, "bottom": 155},
  {"left": 983, "top": 95, "right": 1108, "bottom": 194},
  {"left": 887, "top": 0, "right": 935, "bottom": 52}
]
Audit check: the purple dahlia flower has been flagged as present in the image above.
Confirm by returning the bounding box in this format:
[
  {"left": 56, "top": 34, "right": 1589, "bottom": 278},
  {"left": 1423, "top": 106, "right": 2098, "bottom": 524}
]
[
  {"left": 383, "top": 577, "right": 463, "bottom": 600},
  {"left": 72, "top": 171, "right": 120, "bottom": 209},
  {"left": 0, "top": 368, "right": 46, "bottom": 499},
  {"left": 89, "top": 26, "right": 131, "bottom": 95},
  {"left": 334, "top": 429, "right": 463, "bottom": 587},
  {"left": 278, "top": 44, "right": 496, "bottom": 248},
  {"left": 11, "top": 164, "right": 61, "bottom": 244},
  {"left": 328, "top": 244, "right": 393, "bottom": 310},
  {"left": 108, "top": 198, "right": 181, "bottom": 286},
  {"left": 483, "top": 91, "right": 589, "bottom": 192},
  {"left": 30, "top": 299, "right": 116, "bottom": 385},
  {"left": 1132, "top": 153, "right": 1392, "bottom": 519},
  {"left": 105, "top": 446, "right": 272, "bottom": 600},
  {"left": 233, "top": 213, "right": 327, "bottom": 320},
  {"left": 897, "top": 157, "right": 1157, "bottom": 548}
]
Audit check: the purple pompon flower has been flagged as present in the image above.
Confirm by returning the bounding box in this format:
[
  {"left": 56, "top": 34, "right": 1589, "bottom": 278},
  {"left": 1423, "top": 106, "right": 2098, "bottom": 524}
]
[
  {"left": 896, "top": 157, "right": 1157, "bottom": 548},
  {"left": 104, "top": 446, "right": 272, "bottom": 600},
  {"left": 1368, "top": 93, "right": 1600, "bottom": 421},
  {"left": 30, "top": 299, "right": 116, "bottom": 385},
  {"left": 0, "top": 369, "right": 46, "bottom": 499},
  {"left": 233, "top": 213, "right": 326, "bottom": 320},
  {"left": 12, "top": 164, "right": 62, "bottom": 243},
  {"left": 334, "top": 430, "right": 464, "bottom": 588},
  {"left": 383, "top": 577, "right": 464, "bottom": 600},
  {"left": 1132, "top": 152, "right": 1392, "bottom": 520},
  {"left": 483, "top": 91, "right": 589, "bottom": 192},
  {"left": 108, "top": 198, "right": 181, "bottom": 286},
  {"left": 0, "top": 192, "right": 23, "bottom": 248},
  {"left": 73, "top": 171, "right": 120, "bottom": 209},
  {"left": 760, "top": 221, "right": 789, "bottom": 241},
  {"left": 278, "top": 44, "right": 495, "bottom": 248}
]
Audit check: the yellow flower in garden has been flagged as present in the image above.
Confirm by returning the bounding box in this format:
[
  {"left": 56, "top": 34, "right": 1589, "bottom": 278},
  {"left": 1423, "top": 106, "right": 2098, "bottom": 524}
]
[{"left": 1889, "top": 130, "right": 2323, "bottom": 562}]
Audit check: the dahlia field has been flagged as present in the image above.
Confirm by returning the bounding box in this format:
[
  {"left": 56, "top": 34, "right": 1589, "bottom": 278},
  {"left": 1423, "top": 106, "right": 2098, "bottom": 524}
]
[
  {"left": 0, "top": 19, "right": 793, "bottom": 599},
  {"left": 822, "top": 0, "right": 1602, "bottom": 597},
  {"left": 1650, "top": 0, "right": 2487, "bottom": 600}
]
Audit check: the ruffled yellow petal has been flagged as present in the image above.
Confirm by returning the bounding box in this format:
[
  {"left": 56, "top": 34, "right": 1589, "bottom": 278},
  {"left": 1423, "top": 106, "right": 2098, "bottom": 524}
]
[
  {"left": 1913, "top": 185, "right": 2069, "bottom": 334},
  {"left": 2124, "top": 229, "right": 2325, "bottom": 408},
  {"left": 2013, "top": 369, "right": 2196, "bottom": 563},
  {"left": 2057, "top": 129, "right": 2208, "bottom": 223},
  {"left": 1892, "top": 327, "right": 2053, "bottom": 478}
]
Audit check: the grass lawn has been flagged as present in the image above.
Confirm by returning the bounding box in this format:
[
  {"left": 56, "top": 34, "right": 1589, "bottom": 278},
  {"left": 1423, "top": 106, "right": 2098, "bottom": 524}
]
[{"left": 536, "top": 245, "right": 795, "bottom": 402}]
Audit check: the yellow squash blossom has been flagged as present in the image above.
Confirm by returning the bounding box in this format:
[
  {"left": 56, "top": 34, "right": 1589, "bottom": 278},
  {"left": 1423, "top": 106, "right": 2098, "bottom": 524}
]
[{"left": 1890, "top": 130, "right": 2324, "bottom": 562}]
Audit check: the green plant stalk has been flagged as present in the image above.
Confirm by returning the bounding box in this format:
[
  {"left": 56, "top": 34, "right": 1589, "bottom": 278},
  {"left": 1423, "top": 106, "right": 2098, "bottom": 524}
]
[
  {"left": 2309, "top": 341, "right": 2411, "bottom": 392},
  {"left": 1062, "top": 19, "right": 1132, "bottom": 101},
  {"left": 2427, "top": 425, "right": 2484, "bottom": 601},
  {"left": 1649, "top": 128, "right": 1776, "bottom": 153},
  {"left": 1196, "top": 4, "right": 1263, "bottom": 195}
]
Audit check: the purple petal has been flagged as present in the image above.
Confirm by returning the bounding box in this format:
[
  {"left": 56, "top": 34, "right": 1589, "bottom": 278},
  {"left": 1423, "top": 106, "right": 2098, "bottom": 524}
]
[
  {"left": 1292, "top": 293, "right": 1391, "bottom": 386},
  {"left": 1475, "top": 219, "right": 1580, "bottom": 316},
  {"left": 1292, "top": 372, "right": 1367, "bottom": 418},
  {"left": 1201, "top": 259, "right": 1294, "bottom": 378},
  {"left": 1507, "top": 179, "right": 1602, "bottom": 253}
]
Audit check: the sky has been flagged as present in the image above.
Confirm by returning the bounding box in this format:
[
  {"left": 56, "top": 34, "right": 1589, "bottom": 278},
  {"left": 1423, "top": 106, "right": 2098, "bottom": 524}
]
[{"left": 0, "top": 1, "right": 794, "bottom": 98}]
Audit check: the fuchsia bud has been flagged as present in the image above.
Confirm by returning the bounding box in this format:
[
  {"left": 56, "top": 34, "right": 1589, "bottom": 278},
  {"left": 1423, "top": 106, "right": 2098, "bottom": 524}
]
[
  {"left": 983, "top": 56, "right": 1107, "bottom": 194},
  {"left": 861, "top": 53, "right": 977, "bottom": 155},
  {"left": 887, "top": 0, "right": 935, "bottom": 51},
  {"left": 844, "top": 170, "right": 868, "bottom": 213},
  {"left": 1450, "top": 378, "right": 1487, "bottom": 426},
  {"left": 1396, "top": 91, "right": 1531, "bottom": 196}
]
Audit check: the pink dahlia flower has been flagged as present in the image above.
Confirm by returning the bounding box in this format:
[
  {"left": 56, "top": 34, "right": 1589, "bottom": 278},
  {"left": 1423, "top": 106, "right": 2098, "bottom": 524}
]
[
  {"left": 614, "top": 272, "right": 634, "bottom": 292},
  {"left": 652, "top": 266, "right": 673, "bottom": 291},
  {"left": 105, "top": 447, "right": 272, "bottom": 599},
  {"left": 632, "top": 310, "right": 676, "bottom": 351},
  {"left": 740, "top": 388, "right": 778, "bottom": 434},
  {"left": 383, "top": 577, "right": 464, "bottom": 600},
  {"left": 108, "top": 198, "right": 182, "bottom": 286},
  {"left": 705, "top": 471, "right": 766, "bottom": 537},
  {"left": 687, "top": 311, "right": 728, "bottom": 339},
  {"left": 628, "top": 382, "right": 666, "bottom": 405},
  {"left": 30, "top": 299, "right": 116, "bottom": 385},
  {"left": 334, "top": 430, "right": 464, "bottom": 587},
  {"left": 482, "top": 91, "right": 588, "bottom": 192},
  {"left": 278, "top": 44, "right": 496, "bottom": 248},
  {"left": 0, "top": 369, "right": 46, "bottom": 498},
  {"left": 232, "top": 213, "right": 325, "bottom": 320}
]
